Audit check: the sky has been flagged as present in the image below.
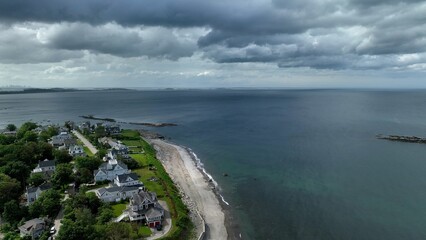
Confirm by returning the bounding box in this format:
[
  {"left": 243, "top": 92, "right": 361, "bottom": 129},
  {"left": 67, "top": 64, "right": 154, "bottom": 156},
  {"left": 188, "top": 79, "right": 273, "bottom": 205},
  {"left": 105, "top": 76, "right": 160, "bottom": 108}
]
[{"left": 0, "top": 0, "right": 425, "bottom": 89}]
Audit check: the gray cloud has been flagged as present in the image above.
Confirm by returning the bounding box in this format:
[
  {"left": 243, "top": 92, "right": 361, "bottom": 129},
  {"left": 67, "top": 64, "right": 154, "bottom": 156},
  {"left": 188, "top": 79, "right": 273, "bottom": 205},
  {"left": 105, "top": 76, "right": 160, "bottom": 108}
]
[
  {"left": 42, "top": 23, "right": 197, "bottom": 59},
  {"left": 0, "top": 0, "right": 425, "bottom": 70}
]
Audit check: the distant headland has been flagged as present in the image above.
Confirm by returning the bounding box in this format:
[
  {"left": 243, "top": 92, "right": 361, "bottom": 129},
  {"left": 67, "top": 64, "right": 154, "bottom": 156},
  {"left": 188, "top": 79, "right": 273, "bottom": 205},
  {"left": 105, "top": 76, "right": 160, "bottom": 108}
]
[{"left": 80, "top": 115, "right": 178, "bottom": 127}]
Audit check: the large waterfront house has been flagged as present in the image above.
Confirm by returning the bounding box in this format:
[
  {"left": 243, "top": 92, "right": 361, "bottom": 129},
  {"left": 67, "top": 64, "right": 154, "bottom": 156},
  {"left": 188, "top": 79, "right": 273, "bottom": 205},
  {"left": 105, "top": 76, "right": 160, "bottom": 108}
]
[
  {"left": 95, "top": 185, "right": 142, "bottom": 202},
  {"left": 18, "top": 218, "right": 45, "bottom": 239},
  {"left": 113, "top": 173, "right": 142, "bottom": 187},
  {"left": 103, "top": 123, "right": 121, "bottom": 135},
  {"left": 128, "top": 190, "right": 164, "bottom": 227},
  {"left": 69, "top": 145, "right": 85, "bottom": 157},
  {"left": 26, "top": 182, "right": 52, "bottom": 205},
  {"left": 32, "top": 159, "right": 56, "bottom": 173},
  {"left": 94, "top": 158, "right": 130, "bottom": 182},
  {"left": 51, "top": 132, "right": 76, "bottom": 149}
]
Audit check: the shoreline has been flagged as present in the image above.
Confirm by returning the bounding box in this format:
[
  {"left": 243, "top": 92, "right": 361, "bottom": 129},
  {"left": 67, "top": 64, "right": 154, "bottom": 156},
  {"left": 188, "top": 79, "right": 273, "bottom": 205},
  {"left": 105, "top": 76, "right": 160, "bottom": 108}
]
[{"left": 146, "top": 138, "right": 236, "bottom": 239}]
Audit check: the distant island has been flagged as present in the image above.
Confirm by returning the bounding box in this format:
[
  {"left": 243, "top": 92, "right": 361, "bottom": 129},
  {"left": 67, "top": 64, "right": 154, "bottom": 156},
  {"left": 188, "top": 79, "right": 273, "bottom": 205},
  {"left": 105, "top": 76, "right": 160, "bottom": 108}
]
[
  {"left": 80, "top": 115, "right": 178, "bottom": 127},
  {"left": 0, "top": 88, "right": 134, "bottom": 95}
]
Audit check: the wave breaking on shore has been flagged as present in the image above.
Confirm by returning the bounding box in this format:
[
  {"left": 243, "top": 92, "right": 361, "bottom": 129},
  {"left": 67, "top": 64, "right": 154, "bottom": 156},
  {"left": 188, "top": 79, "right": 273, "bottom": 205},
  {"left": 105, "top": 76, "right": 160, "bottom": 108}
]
[{"left": 187, "top": 148, "right": 230, "bottom": 206}]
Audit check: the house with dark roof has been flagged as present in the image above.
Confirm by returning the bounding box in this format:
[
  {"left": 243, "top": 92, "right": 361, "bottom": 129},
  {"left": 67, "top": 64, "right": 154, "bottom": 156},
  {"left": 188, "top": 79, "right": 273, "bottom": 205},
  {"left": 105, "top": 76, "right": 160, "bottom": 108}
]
[
  {"left": 128, "top": 191, "right": 164, "bottom": 227},
  {"left": 102, "top": 123, "right": 121, "bottom": 135},
  {"left": 32, "top": 159, "right": 56, "bottom": 173},
  {"left": 26, "top": 182, "right": 52, "bottom": 205},
  {"left": 94, "top": 158, "right": 130, "bottom": 182},
  {"left": 113, "top": 173, "right": 142, "bottom": 187},
  {"left": 95, "top": 185, "right": 142, "bottom": 202},
  {"left": 18, "top": 218, "right": 45, "bottom": 238},
  {"left": 50, "top": 132, "right": 73, "bottom": 147}
]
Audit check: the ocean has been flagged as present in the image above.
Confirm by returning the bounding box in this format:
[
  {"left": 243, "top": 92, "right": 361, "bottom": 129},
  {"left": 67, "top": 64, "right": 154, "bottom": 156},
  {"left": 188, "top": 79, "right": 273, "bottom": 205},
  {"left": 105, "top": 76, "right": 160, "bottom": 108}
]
[{"left": 2, "top": 89, "right": 426, "bottom": 239}]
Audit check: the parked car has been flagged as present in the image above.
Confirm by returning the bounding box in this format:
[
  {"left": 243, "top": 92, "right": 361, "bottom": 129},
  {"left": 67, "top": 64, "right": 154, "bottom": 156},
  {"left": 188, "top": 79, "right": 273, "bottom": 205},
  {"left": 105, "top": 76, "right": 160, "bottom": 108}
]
[
  {"left": 50, "top": 226, "right": 56, "bottom": 234},
  {"left": 156, "top": 224, "right": 163, "bottom": 231}
]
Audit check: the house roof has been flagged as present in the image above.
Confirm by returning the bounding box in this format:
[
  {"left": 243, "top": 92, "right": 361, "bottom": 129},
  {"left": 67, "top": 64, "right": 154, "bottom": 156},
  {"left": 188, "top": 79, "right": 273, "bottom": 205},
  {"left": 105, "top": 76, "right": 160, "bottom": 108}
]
[
  {"left": 145, "top": 206, "right": 164, "bottom": 219},
  {"left": 27, "top": 182, "right": 52, "bottom": 194},
  {"left": 38, "top": 182, "right": 52, "bottom": 191},
  {"left": 69, "top": 145, "right": 83, "bottom": 151},
  {"left": 131, "top": 191, "right": 157, "bottom": 206},
  {"left": 18, "top": 218, "right": 45, "bottom": 233},
  {"left": 98, "top": 160, "right": 128, "bottom": 171},
  {"left": 97, "top": 185, "right": 141, "bottom": 196},
  {"left": 116, "top": 173, "right": 139, "bottom": 183},
  {"left": 37, "top": 159, "right": 55, "bottom": 168}
]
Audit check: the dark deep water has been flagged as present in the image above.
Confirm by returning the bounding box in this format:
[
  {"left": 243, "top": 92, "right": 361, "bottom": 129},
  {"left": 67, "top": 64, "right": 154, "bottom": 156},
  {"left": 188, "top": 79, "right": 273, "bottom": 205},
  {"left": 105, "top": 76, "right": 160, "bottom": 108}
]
[{"left": 2, "top": 89, "right": 426, "bottom": 239}]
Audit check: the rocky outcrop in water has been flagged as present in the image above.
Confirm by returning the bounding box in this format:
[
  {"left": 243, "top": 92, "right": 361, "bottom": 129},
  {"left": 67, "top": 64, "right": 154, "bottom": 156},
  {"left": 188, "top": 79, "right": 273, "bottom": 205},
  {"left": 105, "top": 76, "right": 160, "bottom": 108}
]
[{"left": 376, "top": 134, "right": 426, "bottom": 143}]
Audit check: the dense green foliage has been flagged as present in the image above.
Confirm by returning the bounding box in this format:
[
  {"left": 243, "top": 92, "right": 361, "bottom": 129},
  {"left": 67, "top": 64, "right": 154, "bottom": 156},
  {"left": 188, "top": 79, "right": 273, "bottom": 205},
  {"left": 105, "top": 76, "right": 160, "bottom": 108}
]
[
  {"left": 0, "top": 173, "right": 21, "bottom": 212},
  {"left": 51, "top": 163, "right": 74, "bottom": 188},
  {"left": 53, "top": 149, "right": 73, "bottom": 164},
  {"left": 29, "top": 189, "right": 61, "bottom": 218}
]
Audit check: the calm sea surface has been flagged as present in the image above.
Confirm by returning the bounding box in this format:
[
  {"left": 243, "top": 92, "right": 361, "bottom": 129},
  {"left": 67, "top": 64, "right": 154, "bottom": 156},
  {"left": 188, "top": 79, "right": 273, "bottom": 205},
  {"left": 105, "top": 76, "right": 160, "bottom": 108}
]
[{"left": 2, "top": 89, "right": 426, "bottom": 239}]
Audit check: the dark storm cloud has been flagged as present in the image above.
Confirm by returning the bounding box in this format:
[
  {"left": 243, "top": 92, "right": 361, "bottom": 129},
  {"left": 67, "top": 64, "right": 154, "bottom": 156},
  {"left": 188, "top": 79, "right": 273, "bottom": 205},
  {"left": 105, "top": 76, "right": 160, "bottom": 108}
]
[
  {"left": 0, "top": 0, "right": 425, "bottom": 70},
  {"left": 44, "top": 23, "right": 196, "bottom": 59}
]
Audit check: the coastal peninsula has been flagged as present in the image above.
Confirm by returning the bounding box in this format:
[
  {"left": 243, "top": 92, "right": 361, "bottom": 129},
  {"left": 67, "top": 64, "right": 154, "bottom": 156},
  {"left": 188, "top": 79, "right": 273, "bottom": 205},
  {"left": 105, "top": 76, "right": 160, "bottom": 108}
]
[{"left": 0, "top": 120, "right": 227, "bottom": 240}]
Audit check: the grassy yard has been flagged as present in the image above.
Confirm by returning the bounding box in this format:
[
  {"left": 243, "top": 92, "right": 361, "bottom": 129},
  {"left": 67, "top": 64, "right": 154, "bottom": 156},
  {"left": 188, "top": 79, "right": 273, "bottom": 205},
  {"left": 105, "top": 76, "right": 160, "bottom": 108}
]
[
  {"left": 138, "top": 226, "right": 152, "bottom": 237},
  {"left": 111, "top": 203, "right": 127, "bottom": 217}
]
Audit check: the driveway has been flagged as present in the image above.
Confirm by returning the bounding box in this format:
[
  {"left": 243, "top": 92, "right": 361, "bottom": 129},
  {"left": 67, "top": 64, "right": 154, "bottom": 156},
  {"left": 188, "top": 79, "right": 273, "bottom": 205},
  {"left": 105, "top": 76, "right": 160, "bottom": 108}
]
[
  {"left": 72, "top": 130, "right": 98, "bottom": 154},
  {"left": 147, "top": 200, "right": 172, "bottom": 240},
  {"left": 53, "top": 194, "right": 69, "bottom": 238}
]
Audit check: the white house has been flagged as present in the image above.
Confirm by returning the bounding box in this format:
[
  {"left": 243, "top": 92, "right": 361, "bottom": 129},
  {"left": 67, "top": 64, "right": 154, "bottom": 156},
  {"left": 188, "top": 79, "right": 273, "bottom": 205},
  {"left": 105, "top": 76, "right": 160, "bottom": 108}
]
[
  {"left": 69, "top": 145, "right": 85, "bottom": 157},
  {"left": 95, "top": 185, "right": 142, "bottom": 202},
  {"left": 26, "top": 182, "right": 52, "bottom": 205},
  {"left": 32, "top": 159, "right": 56, "bottom": 173},
  {"left": 128, "top": 190, "right": 164, "bottom": 227},
  {"left": 114, "top": 173, "right": 142, "bottom": 187},
  {"left": 94, "top": 158, "right": 130, "bottom": 182}
]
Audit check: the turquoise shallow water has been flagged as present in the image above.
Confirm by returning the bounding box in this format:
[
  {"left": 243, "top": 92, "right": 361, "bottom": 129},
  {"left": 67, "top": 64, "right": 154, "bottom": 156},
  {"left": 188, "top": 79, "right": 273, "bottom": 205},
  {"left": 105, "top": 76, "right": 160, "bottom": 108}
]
[{"left": 2, "top": 89, "right": 426, "bottom": 239}]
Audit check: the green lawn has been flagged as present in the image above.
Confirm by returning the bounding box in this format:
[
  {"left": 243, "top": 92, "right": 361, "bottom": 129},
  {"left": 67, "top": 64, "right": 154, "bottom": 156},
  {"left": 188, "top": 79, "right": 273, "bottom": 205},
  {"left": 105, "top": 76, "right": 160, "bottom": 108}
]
[
  {"left": 138, "top": 226, "right": 152, "bottom": 237},
  {"left": 111, "top": 203, "right": 127, "bottom": 217},
  {"left": 83, "top": 146, "right": 94, "bottom": 156}
]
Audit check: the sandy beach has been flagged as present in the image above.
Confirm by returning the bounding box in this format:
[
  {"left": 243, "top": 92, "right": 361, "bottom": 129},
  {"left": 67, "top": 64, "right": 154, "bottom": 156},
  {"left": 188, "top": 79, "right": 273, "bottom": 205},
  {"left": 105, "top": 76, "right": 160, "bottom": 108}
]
[{"left": 147, "top": 139, "right": 228, "bottom": 240}]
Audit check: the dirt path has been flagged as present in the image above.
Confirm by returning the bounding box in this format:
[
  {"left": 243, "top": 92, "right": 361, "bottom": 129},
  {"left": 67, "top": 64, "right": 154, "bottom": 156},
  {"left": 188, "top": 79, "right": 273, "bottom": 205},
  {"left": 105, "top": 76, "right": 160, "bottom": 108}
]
[{"left": 72, "top": 130, "right": 98, "bottom": 154}]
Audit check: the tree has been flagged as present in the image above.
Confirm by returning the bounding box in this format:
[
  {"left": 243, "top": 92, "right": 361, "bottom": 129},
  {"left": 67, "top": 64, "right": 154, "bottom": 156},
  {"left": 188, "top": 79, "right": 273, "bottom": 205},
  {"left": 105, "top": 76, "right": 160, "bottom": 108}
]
[
  {"left": 0, "top": 135, "right": 15, "bottom": 145},
  {"left": 51, "top": 163, "right": 74, "bottom": 188},
  {"left": 29, "top": 189, "right": 61, "bottom": 218},
  {"left": 0, "top": 174, "right": 21, "bottom": 211},
  {"left": 39, "top": 126, "right": 59, "bottom": 142},
  {"left": 75, "top": 156, "right": 102, "bottom": 172},
  {"left": 96, "top": 149, "right": 107, "bottom": 159},
  {"left": 2, "top": 200, "right": 25, "bottom": 225},
  {"left": 0, "top": 161, "right": 30, "bottom": 187},
  {"left": 28, "top": 173, "right": 46, "bottom": 187},
  {"left": 96, "top": 206, "right": 114, "bottom": 224},
  {"left": 57, "top": 208, "right": 101, "bottom": 240},
  {"left": 36, "top": 142, "right": 53, "bottom": 161},
  {"left": 74, "top": 168, "right": 93, "bottom": 184},
  {"left": 94, "top": 125, "right": 106, "bottom": 138},
  {"left": 53, "top": 149, "right": 73, "bottom": 164},
  {"left": 21, "top": 131, "right": 38, "bottom": 142},
  {"left": 104, "top": 222, "right": 138, "bottom": 240},
  {"left": 5, "top": 124, "right": 16, "bottom": 131},
  {"left": 119, "top": 157, "right": 139, "bottom": 169},
  {"left": 17, "top": 122, "right": 38, "bottom": 139}
]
